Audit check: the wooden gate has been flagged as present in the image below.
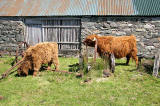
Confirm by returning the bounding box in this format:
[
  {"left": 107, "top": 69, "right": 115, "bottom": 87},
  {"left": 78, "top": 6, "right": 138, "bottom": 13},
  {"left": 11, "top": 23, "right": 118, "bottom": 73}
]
[{"left": 25, "top": 18, "right": 81, "bottom": 52}]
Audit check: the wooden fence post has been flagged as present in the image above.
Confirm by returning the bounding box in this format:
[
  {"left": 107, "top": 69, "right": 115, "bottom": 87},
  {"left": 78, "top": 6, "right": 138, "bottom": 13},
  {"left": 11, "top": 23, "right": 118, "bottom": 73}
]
[
  {"left": 110, "top": 53, "right": 115, "bottom": 73},
  {"left": 152, "top": 50, "right": 160, "bottom": 77},
  {"left": 86, "top": 45, "right": 88, "bottom": 63},
  {"left": 94, "top": 38, "right": 98, "bottom": 62}
]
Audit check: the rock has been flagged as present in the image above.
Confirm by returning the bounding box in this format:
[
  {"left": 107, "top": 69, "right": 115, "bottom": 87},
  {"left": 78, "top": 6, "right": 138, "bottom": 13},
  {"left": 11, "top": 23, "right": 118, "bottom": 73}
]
[
  {"left": 144, "top": 24, "right": 154, "bottom": 29},
  {"left": 139, "top": 42, "right": 144, "bottom": 46},
  {"left": 110, "top": 22, "right": 118, "bottom": 28},
  {"left": 7, "top": 34, "right": 15, "bottom": 38},
  {"left": 151, "top": 38, "right": 159, "bottom": 43},
  {"left": 142, "top": 59, "right": 154, "bottom": 72},
  {"left": 76, "top": 73, "right": 83, "bottom": 78},
  {"left": 119, "top": 24, "right": 127, "bottom": 27},
  {"left": 0, "top": 95, "right": 3, "bottom": 100},
  {"left": 84, "top": 77, "right": 92, "bottom": 83},
  {"left": 136, "top": 29, "right": 146, "bottom": 32},
  {"left": 102, "top": 30, "right": 112, "bottom": 34},
  {"left": 2, "top": 37, "right": 10, "bottom": 42},
  {"left": 103, "top": 69, "right": 112, "bottom": 77},
  {"left": 152, "top": 33, "right": 159, "bottom": 38},
  {"left": 103, "top": 23, "right": 110, "bottom": 28},
  {"left": 95, "top": 23, "right": 102, "bottom": 28},
  {"left": 93, "top": 30, "right": 100, "bottom": 34},
  {"left": 154, "top": 23, "right": 160, "bottom": 27},
  {"left": 153, "top": 43, "right": 160, "bottom": 48},
  {"left": 124, "top": 28, "right": 131, "bottom": 32},
  {"left": 136, "top": 38, "right": 141, "bottom": 42},
  {"left": 145, "top": 34, "right": 152, "bottom": 39},
  {"left": 116, "top": 32, "right": 126, "bottom": 36},
  {"left": 16, "top": 34, "right": 23, "bottom": 42},
  {"left": 0, "top": 41, "right": 4, "bottom": 44},
  {"left": 146, "top": 46, "right": 155, "bottom": 50},
  {"left": 128, "top": 24, "right": 133, "bottom": 27}
]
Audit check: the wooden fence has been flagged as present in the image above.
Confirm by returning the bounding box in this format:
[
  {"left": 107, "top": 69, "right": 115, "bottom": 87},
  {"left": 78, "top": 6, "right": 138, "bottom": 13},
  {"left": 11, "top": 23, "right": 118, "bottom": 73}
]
[{"left": 25, "top": 18, "right": 81, "bottom": 51}]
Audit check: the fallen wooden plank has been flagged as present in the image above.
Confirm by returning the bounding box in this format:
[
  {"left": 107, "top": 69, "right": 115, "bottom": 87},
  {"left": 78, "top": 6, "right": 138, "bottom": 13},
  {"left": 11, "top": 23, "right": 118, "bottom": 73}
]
[{"left": 1, "top": 59, "right": 24, "bottom": 79}]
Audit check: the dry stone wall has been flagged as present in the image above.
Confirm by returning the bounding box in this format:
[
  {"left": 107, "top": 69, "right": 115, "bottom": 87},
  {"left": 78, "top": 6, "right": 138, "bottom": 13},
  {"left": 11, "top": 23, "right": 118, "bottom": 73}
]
[{"left": 0, "top": 18, "right": 25, "bottom": 53}]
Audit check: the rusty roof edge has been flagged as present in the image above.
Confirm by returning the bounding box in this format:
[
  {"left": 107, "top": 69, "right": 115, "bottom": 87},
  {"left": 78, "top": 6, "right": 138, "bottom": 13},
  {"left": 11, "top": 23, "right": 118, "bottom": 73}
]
[{"left": 0, "top": 0, "right": 160, "bottom": 16}]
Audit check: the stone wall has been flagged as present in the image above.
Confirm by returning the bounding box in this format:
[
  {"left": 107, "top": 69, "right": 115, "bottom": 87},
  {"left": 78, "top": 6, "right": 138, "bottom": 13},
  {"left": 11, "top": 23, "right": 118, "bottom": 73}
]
[
  {"left": 0, "top": 18, "right": 25, "bottom": 54},
  {"left": 81, "top": 17, "right": 160, "bottom": 58},
  {"left": 0, "top": 16, "right": 159, "bottom": 58}
]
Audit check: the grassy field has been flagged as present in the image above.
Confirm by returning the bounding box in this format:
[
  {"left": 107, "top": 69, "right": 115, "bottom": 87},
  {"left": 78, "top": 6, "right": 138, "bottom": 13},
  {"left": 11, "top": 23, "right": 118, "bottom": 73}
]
[{"left": 0, "top": 57, "right": 160, "bottom": 106}]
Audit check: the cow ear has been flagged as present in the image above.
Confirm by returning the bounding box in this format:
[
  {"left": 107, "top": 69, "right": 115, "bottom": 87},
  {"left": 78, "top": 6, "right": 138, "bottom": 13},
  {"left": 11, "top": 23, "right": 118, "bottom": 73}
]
[{"left": 92, "top": 37, "right": 96, "bottom": 41}]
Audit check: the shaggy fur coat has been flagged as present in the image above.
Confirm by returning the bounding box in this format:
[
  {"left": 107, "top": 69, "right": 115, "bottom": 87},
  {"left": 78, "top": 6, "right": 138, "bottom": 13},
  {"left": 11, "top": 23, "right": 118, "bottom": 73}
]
[
  {"left": 18, "top": 42, "right": 59, "bottom": 76},
  {"left": 83, "top": 34, "right": 138, "bottom": 65}
]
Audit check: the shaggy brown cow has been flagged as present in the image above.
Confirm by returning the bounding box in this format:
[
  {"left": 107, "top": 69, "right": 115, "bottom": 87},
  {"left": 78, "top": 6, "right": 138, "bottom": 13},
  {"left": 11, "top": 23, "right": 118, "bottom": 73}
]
[
  {"left": 17, "top": 42, "right": 59, "bottom": 76},
  {"left": 83, "top": 34, "right": 138, "bottom": 65}
]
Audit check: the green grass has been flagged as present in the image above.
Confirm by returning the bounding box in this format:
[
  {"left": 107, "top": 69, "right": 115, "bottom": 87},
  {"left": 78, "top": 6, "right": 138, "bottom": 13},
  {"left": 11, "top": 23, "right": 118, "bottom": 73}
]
[{"left": 0, "top": 57, "right": 160, "bottom": 106}]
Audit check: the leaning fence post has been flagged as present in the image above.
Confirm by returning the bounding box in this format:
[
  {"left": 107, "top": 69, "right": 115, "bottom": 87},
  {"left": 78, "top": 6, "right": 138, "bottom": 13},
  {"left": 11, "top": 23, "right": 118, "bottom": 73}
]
[
  {"left": 110, "top": 53, "right": 115, "bottom": 73},
  {"left": 94, "top": 38, "right": 98, "bottom": 62},
  {"left": 152, "top": 50, "right": 160, "bottom": 77},
  {"left": 86, "top": 45, "right": 88, "bottom": 63}
]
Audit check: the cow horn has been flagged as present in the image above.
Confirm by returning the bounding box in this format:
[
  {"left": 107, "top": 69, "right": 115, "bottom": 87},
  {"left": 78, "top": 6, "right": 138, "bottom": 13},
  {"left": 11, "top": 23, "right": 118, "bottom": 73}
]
[{"left": 92, "top": 37, "right": 97, "bottom": 41}]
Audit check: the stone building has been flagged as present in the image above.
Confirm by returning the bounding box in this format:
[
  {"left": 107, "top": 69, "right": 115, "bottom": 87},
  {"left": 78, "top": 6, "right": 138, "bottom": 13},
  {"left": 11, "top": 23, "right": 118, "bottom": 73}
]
[{"left": 0, "top": 0, "right": 160, "bottom": 58}]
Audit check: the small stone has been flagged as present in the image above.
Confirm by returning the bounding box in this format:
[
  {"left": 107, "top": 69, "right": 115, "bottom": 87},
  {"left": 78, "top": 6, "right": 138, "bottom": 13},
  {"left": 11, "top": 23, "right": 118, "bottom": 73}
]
[
  {"left": 145, "top": 42, "right": 153, "bottom": 47},
  {"left": 103, "top": 69, "right": 112, "bottom": 77},
  {"left": 95, "top": 23, "right": 102, "bottom": 28},
  {"left": 103, "top": 30, "right": 112, "bottom": 34},
  {"left": 145, "top": 34, "right": 151, "bottom": 39},
  {"left": 0, "top": 41, "right": 4, "bottom": 44},
  {"left": 136, "top": 29, "right": 146, "bottom": 32},
  {"left": 93, "top": 30, "right": 100, "bottom": 34},
  {"left": 76, "top": 73, "right": 83, "bottom": 78},
  {"left": 124, "top": 28, "right": 131, "bottom": 32},
  {"left": 110, "top": 22, "right": 118, "bottom": 28},
  {"left": 103, "top": 23, "right": 110, "bottom": 28},
  {"left": 154, "top": 23, "right": 160, "bottom": 27},
  {"left": 116, "top": 32, "right": 126, "bottom": 36},
  {"left": 84, "top": 77, "right": 92, "bottom": 83},
  {"left": 151, "top": 38, "right": 159, "bottom": 43},
  {"left": 139, "top": 42, "right": 144, "bottom": 46},
  {"left": 8, "top": 34, "right": 15, "bottom": 38},
  {"left": 0, "top": 95, "right": 3, "bottom": 100},
  {"left": 152, "top": 33, "right": 159, "bottom": 38},
  {"left": 146, "top": 46, "right": 155, "bottom": 50},
  {"left": 2, "top": 37, "right": 10, "bottom": 42},
  {"left": 119, "top": 24, "right": 127, "bottom": 27},
  {"left": 144, "top": 24, "right": 154, "bottom": 29},
  {"left": 142, "top": 59, "right": 154, "bottom": 71},
  {"left": 128, "top": 24, "right": 133, "bottom": 27}
]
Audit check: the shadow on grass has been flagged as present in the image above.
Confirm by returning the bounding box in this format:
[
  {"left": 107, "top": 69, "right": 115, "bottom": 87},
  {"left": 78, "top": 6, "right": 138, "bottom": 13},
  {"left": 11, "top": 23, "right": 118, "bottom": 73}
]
[
  {"left": 14, "top": 65, "right": 48, "bottom": 77},
  {"left": 68, "top": 63, "right": 80, "bottom": 72},
  {"left": 128, "top": 68, "right": 138, "bottom": 72},
  {"left": 139, "top": 65, "right": 153, "bottom": 75},
  {"left": 115, "top": 63, "right": 127, "bottom": 66}
]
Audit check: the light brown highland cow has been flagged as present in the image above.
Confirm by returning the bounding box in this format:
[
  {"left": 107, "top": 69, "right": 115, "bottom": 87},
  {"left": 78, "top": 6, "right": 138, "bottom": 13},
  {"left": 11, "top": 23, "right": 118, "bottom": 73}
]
[
  {"left": 18, "top": 42, "right": 59, "bottom": 76},
  {"left": 83, "top": 34, "right": 138, "bottom": 65}
]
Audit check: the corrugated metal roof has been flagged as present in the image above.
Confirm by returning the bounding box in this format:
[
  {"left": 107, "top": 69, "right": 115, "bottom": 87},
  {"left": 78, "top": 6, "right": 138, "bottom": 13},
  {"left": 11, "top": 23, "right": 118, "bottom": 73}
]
[
  {"left": 0, "top": 0, "right": 159, "bottom": 16},
  {"left": 132, "top": 0, "right": 160, "bottom": 15}
]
